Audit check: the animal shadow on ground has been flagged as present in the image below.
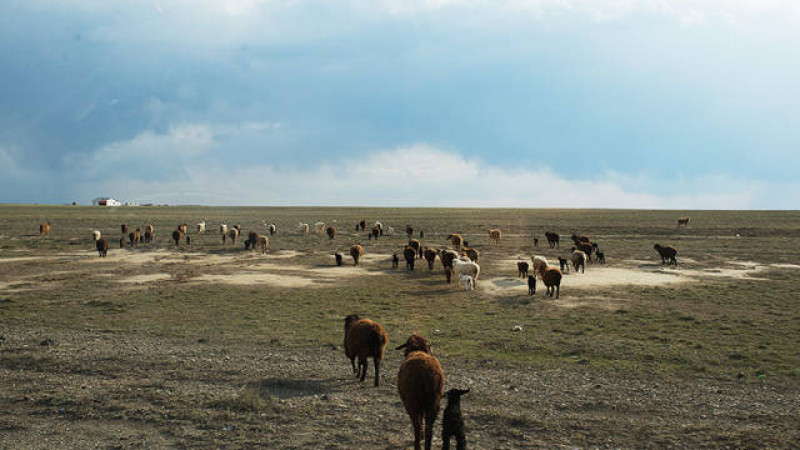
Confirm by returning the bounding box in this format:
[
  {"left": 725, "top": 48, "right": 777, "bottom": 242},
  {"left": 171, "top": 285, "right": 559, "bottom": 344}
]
[{"left": 248, "top": 377, "right": 345, "bottom": 399}]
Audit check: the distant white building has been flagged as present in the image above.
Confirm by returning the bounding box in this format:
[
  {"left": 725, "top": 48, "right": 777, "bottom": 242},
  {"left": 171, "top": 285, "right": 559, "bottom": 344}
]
[{"left": 92, "top": 197, "right": 121, "bottom": 206}]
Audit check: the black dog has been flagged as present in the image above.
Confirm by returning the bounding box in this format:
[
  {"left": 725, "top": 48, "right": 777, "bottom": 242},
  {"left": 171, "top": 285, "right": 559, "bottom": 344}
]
[
  {"left": 442, "top": 388, "right": 470, "bottom": 450},
  {"left": 527, "top": 275, "right": 536, "bottom": 296}
]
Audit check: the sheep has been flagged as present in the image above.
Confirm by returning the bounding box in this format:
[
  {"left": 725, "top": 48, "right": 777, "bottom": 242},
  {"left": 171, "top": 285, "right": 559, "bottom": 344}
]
[
  {"left": 570, "top": 249, "right": 587, "bottom": 274},
  {"left": 459, "top": 274, "right": 475, "bottom": 291},
  {"left": 326, "top": 226, "right": 336, "bottom": 240},
  {"left": 255, "top": 235, "right": 269, "bottom": 255},
  {"left": 233, "top": 224, "right": 241, "bottom": 234},
  {"left": 298, "top": 222, "right": 310, "bottom": 236},
  {"left": 267, "top": 223, "right": 276, "bottom": 235},
  {"left": 423, "top": 248, "right": 437, "bottom": 270},
  {"left": 335, "top": 253, "right": 343, "bottom": 266},
  {"left": 545, "top": 231, "right": 560, "bottom": 248},
  {"left": 527, "top": 275, "right": 536, "bottom": 295},
  {"left": 570, "top": 234, "right": 591, "bottom": 244},
  {"left": 178, "top": 223, "right": 188, "bottom": 235},
  {"left": 196, "top": 220, "right": 206, "bottom": 234},
  {"left": 439, "top": 249, "right": 459, "bottom": 272},
  {"left": 95, "top": 237, "right": 109, "bottom": 257},
  {"left": 575, "top": 241, "right": 594, "bottom": 261},
  {"left": 557, "top": 256, "right": 570, "bottom": 273},
  {"left": 396, "top": 334, "right": 445, "bottom": 450},
  {"left": 392, "top": 253, "right": 399, "bottom": 269},
  {"left": 228, "top": 228, "right": 239, "bottom": 245},
  {"left": 654, "top": 244, "right": 678, "bottom": 266},
  {"left": 595, "top": 251, "right": 606, "bottom": 264},
  {"left": 38, "top": 221, "right": 52, "bottom": 238},
  {"left": 314, "top": 222, "right": 326, "bottom": 234},
  {"left": 488, "top": 229, "right": 501, "bottom": 244},
  {"left": 404, "top": 246, "right": 417, "bottom": 270},
  {"left": 120, "top": 224, "right": 130, "bottom": 235},
  {"left": 245, "top": 231, "right": 260, "bottom": 251},
  {"left": 220, "top": 224, "right": 228, "bottom": 243},
  {"left": 350, "top": 244, "right": 364, "bottom": 266},
  {"left": 419, "top": 230, "right": 425, "bottom": 239},
  {"left": 172, "top": 229, "right": 183, "bottom": 246},
  {"left": 452, "top": 259, "right": 480, "bottom": 287},
  {"left": 91, "top": 230, "right": 101, "bottom": 243},
  {"left": 386, "top": 226, "right": 394, "bottom": 236},
  {"left": 145, "top": 224, "right": 155, "bottom": 243},
  {"left": 358, "top": 220, "right": 366, "bottom": 231},
  {"left": 406, "top": 225, "right": 415, "bottom": 238},
  {"left": 408, "top": 239, "right": 422, "bottom": 259},
  {"left": 531, "top": 255, "right": 548, "bottom": 279},
  {"left": 538, "top": 265, "right": 562, "bottom": 299},
  {"left": 129, "top": 229, "right": 141, "bottom": 247},
  {"left": 462, "top": 240, "right": 469, "bottom": 248},
  {"left": 371, "top": 226, "right": 381, "bottom": 240},
  {"left": 441, "top": 388, "right": 470, "bottom": 450},
  {"left": 461, "top": 247, "right": 479, "bottom": 262},
  {"left": 344, "top": 314, "right": 388, "bottom": 387},
  {"left": 677, "top": 216, "right": 690, "bottom": 228},
  {"left": 374, "top": 221, "right": 383, "bottom": 233},
  {"left": 517, "top": 261, "right": 529, "bottom": 278},
  {"left": 533, "top": 237, "right": 539, "bottom": 247},
  {"left": 447, "top": 233, "right": 464, "bottom": 250}
]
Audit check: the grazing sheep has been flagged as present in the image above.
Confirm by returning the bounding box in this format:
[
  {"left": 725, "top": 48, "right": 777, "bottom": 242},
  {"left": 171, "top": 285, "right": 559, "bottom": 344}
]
[
  {"left": 404, "top": 246, "right": 417, "bottom": 270},
  {"left": 570, "top": 249, "right": 587, "bottom": 274},
  {"left": 350, "top": 244, "right": 364, "bottom": 266},
  {"left": 517, "top": 261, "right": 529, "bottom": 278},
  {"left": 228, "top": 228, "right": 239, "bottom": 245},
  {"left": 178, "top": 223, "right": 188, "bottom": 234},
  {"left": 91, "top": 230, "right": 101, "bottom": 243},
  {"left": 246, "top": 231, "right": 260, "bottom": 250},
  {"left": 557, "top": 257, "right": 569, "bottom": 273},
  {"left": 359, "top": 220, "right": 366, "bottom": 231},
  {"left": 392, "top": 253, "right": 399, "bottom": 269},
  {"left": 38, "top": 222, "right": 52, "bottom": 238},
  {"left": 533, "top": 237, "right": 539, "bottom": 247},
  {"left": 145, "top": 224, "right": 155, "bottom": 243},
  {"left": 196, "top": 220, "right": 206, "bottom": 234},
  {"left": 575, "top": 241, "right": 594, "bottom": 261},
  {"left": 129, "top": 229, "right": 141, "bottom": 247},
  {"left": 326, "top": 226, "right": 336, "bottom": 240},
  {"left": 488, "top": 229, "right": 501, "bottom": 244},
  {"left": 374, "top": 221, "right": 383, "bottom": 233},
  {"left": 654, "top": 244, "right": 678, "bottom": 266},
  {"left": 220, "top": 224, "right": 228, "bottom": 243},
  {"left": 545, "top": 231, "right": 560, "bottom": 248},
  {"left": 677, "top": 216, "right": 690, "bottom": 228},
  {"left": 452, "top": 259, "right": 480, "bottom": 287},
  {"left": 439, "top": 249, "right": 459, "bottom": 272},
  {"left": 314, "top": 222, "right": 326, "bottom": 234},
  {"left": 595, "top": 251, "right": 606, "bottom": 264},
  {"left": 527, "top": 275, "right": 536, "bottom": 295},
  {"left": 406, "top": 225, "right": 415, "bottom": 238},
  {"left": 267, "top": 223, "right": 276, "bottom": 235},
  {"left": 538, "top": 265, "right": 562, "bottom": 299},
  {"left": 121, "top": 224, "right": 130, "bottom": 235},
  {"left": 459, "top": 274, "right": 475, "bottom": 291},
  {"left": 344, "top": 314, "right": 388, "bottom": 387},
  {"left": 531, "top": 255, "right": 548, "bottom": 279},
  {"left": 95, "top": 237, "right": 109, "bottom": 257},
  {"left": 441, "top": 388, "right": 470, "bottom": 450},
  {"left": 396, "top": 334, "right": 445, "bottom": 450},
  {"left": 408, "top": 239, "right": 422, "bottom": 259},
  {"left": 298, "top": 222, "right": 310, "bottom": 236},
  {"left": 371, "top": 226, "right": 381, "bottom": 240},
  {"left": 335, "top": 253, "right": 343, "bottom": 266},
  {"left": 447, "top": 234, "right": 464, "bottom": 250},
  {"left": 423, "top": 248, "right": 437, "bottom": 270},
  {"left": 255, "top": 235, "right": 269, "bottom": 255},
  {"left": 172, "top": 229, "right": 183, "bottom": 246},
  {"left": 461, "top": 247, "right": 479, "bottom": 262}
]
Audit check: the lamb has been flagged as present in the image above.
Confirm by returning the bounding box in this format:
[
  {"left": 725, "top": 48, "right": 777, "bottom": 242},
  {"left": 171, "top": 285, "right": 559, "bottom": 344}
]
[
  {"left": 538, "top": 265, "right": 563, "bottom": 299},
  {"left": 557, "top": 256, "right": 570, "bottom": 273},
  {"left": 228, "top": 228, "right": 239, "bottom": 245},
  {"left": 677, "top": 216, "right": 690, "bottom": 228},
  {"left": 95, "top": 237, "right": 109, "bottom": 257},
  {"left": 461, "top": 247, "right": 479, "bottom": 262},
  {"left": 406, "top": 225, "right": 415, "bottom": 238},
  {"left": 267, "top": 223, "right": 276, "bottom": 235},
  {"left": 196, "top": 220, "right": 206, "bottom": 234},
  {"left": 39, "top": 222, "right": 51, "bottom": 238},
  {"left": 172, "top": 229, "right": 183, "bottom": 246},
  {"left": 570, "top": 249, "right": 587, "bottom": 274},
  {"left": 488, "top": 229, "right": 501, "bottom": 244},
  {"left": 459, "top": 274, "right": 475, "bottom": 291},
  {"left": 396, "top": 334, "right": 445, "bottom": 450},
  {"left": 220, "top": 224, "right": 228, "bottom": 243},
  {"left": 447, "top": 233, "right": 464, "bottom": 250},
  {"left": 441, "top": 388, "right": 470, "bottom": 450},
  {"left": 404, "top": 246, "right": 417, "bottom": 270},
  {"left": 595, "top": 251, "right": 606, "bottom": 264},
  {"left": 654, "top": 244, "right": 678, "bottom": 266},
  {"left": 408, "top": 239, "right": 422, "bottom": 259},
  {"left": 392, "top": 253, "right": 399, "bottom": 269},
  {"left": 314, "top": 221, "right": 326, "bottom": 234},
  {"left": 335, "top": 253, "right": 343, "bottom": 266},
  {"left": 531, "top": 255, "right": 548, "bottom": 279},
  {"left": 350, "top": 244, "right": 364, "bottom": 266},
  {"left": 145, "top": 224, "right": 155, "bottom": 243},
  {"left": 298, "top": 222, "right": 310, "bottom": 236},
  {"left": 545, "top": 231, "right": 560, "bottom": 248},
  {"left": 91, "top": 230, "right": 101, "bottom": 243},
  {"left": 344, "top": 314, "right": 388, "bottom": 387},
  {"left": 326, "top": 226, "right": 336, "bottom": 240},
  {"left": 527, "top": 275, "right": 536, "bottom": 295},
  {"left": 452, "top": 259, "right": 480, "bottom": 287},
  {"left": 517, "top": 261, "right": 529, "bottom": 278},
  {"left": 423, "top": 248, "right": 437, "bottom": 270}
]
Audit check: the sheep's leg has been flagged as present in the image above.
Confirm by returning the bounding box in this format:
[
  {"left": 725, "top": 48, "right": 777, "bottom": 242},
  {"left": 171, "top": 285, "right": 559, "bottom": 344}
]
[
  {"left": 350, "top": 357, "right": 357, "bottom": 375},
  {"left": 555, "top": 285, "right": 560, "bottom": 299},
  {"left": 455, "top": 432, "right": 466, "bottom": 450},
  {"left": 373, "top": 357, "right": 381, "bottom": 387},
  {"left": 424, "top": 410, "right": 437, "bottom": 450},
  {"left": 442, "top": 432, "right": 451, "bottom": 450},
  {"left": 358, "top": 358, "right": 367, "bottom": 381},
  {"left": 412, "top": 414, "right": 423, "bottom": 450}
]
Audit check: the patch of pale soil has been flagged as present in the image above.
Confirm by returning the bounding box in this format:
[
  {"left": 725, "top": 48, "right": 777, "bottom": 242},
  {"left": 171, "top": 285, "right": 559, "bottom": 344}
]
[
  {"left": 553, "top": 296, "right": 623, "bottom": 310},
  {"left": 0, "top": 256, "right": 43, "bottom": 263},
  {"left": 193, "top": 273, "right": 322, "bottom": 288},
  {"left": 117, "top": 274, "right": 173, "bottom": 284},
  {"left": 771, "top": 263, "right": 800, "bottom": 269}
]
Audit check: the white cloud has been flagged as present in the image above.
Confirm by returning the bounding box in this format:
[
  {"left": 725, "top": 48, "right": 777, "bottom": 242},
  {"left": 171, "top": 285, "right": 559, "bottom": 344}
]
[{"left": 75, "top": 144, "right": 797, "bottom": 209}]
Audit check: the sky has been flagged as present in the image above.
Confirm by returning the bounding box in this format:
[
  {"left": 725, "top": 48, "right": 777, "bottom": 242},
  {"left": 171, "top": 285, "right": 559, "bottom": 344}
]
[{"left": 0, "top": 0, "right": 798, "bottom": 209}]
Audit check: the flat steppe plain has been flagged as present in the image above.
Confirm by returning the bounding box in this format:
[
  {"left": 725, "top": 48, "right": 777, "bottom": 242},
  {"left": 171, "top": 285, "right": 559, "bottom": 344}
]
[{"left": 1, "top": 206, "right": 798, "bottom": 449}]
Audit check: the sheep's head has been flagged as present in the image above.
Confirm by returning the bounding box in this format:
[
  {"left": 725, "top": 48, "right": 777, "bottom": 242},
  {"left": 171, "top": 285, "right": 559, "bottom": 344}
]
[
  {"left": 445, "top": 388, "right": 470, "bottom": 400},
  {"left": 653, "top": 244, "right": 661, "bottom": 250},
  {"left": 396, "top": 334, "right": 432, "bottom": 356},
  {"left": 344, "top": 314, "right": 361, "bottom": 332}
]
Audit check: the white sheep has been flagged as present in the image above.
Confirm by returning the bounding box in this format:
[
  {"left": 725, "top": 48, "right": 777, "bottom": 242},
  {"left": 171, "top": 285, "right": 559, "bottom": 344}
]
[
  {"left": 314, "top": 221, "right": 326, "bottom": 234},
  {"left": 531, "top": 255, "right": 548, "bottom": 279},
  {"left": 298, "top": 222, "right": 310, "bottom": 236},
  {"left": 452, "top": 259, "right": 480, "bottom": 288},
  {"left": 459, "top": 274, "right": 475, "bottom": 291},
  {"left": 91, "top": 230, "right": 101, "bottom": 243},
  {"left": 386, "top": 226, "right": 395, "bottom": 236},
  {"left": 196, "top": 220, "right": 206, "bottom": 234}
]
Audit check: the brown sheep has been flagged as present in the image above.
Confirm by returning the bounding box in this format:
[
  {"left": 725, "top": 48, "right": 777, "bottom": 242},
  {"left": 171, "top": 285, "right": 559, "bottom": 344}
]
[
  {"left": 247, "top": 231, "right": 260, "bottom": 251},
  {"left": 38, "top": 221, "right": 51, "bottom": 237},
  {"left": 461, "top": 247, "right": 479, "bottom": 262},
  {"left": 344, "top": 314, "right": 388, "bottom": 387},
  {"left": 326, "top": 226, "right": 336, "bottom": 240},
  {"left": 570, "top": 249, "right": 587, "bottom": 274},
  {"left": 255, "top": 235, "right": 269, "bottom": 255},
  {"left": 654, "top": 244, "right": 678, "bottom": 266},
  {"left": 408, "top": 239, "right": 422, "bottom": 259},
  {"left": 178, "top": 223, "right": 188, "bottom": 234},
  {"left": 404, "top": 245, "right": 417, "bottom": 270},
  {"left": 545, "top": 231, "right": 560, "bottom": 248},
  {"left": 350, "top": 244, "right": 364, "bottom": 266},
  {"left": 575, "top": 241, "right": 594, "bottom": 261},
  {"left": 129, "top": 229, "right": 141, "bottom": 247},
  {"left": 371, "top": 226, "right": 381, "bottom": 240},
  {"left": 144, "top": 224, "right": 155, "bottom": 243},
  {"left": 423, "top": 248, "right": 437, "bottom": 270},
  {"left": 396, "top": 334, "right": 445, "bottom": 450},
  {"left": 538, "top": 265, "right": 562, "bottom": 299},
  {"left": 517, "top": 261, "right": 529, "bottom": 278},
  {"left": 95, "top": 237, "right": 109, "bottom": 257},
  {"left": 228, "top": 228, "right": 239, "bottom": 245},
  {"left": 439, "top": 249, "right": 458, "bottom": 272},
  {"left": 359, "top": 219, "right": 366, "bottom": 231},
  {"left": 677, "top": 216, "right": 690, "bottom": 228},
  {"left": 120, "top": 224, "right": 129, "bottom": 235},
  {"left": 488, "top": 229, "right": 501, "bottom": 244},
  {"left": 406, "top": 225, "right": 415, "bottom": 237},
  {"left": 171, "top": 229, "right": 183, "bottom": 246},
  {"left": 447, "top": 233, "right": 464, "bottom": 250}
]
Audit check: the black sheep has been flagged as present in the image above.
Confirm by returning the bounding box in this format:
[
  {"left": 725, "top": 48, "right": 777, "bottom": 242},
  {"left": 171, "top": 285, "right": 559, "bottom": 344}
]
[
  {"left": 335, "top": 253, "right": 343, "bottom": 266},
  {"left": 527, "top": 275, "right": 536, "bottom": 296},
  {"left": 442, "top": 388, "right": 470, "bottom": 450},
  {"left": 391, "top": 253, "right": 399, "bottom": 269}
]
